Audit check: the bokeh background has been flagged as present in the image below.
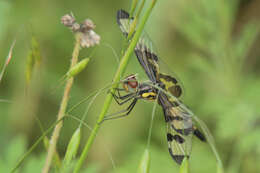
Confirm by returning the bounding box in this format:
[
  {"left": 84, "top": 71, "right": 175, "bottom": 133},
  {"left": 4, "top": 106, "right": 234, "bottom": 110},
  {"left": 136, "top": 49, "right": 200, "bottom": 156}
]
[{"left": 0, "top": 0, "right": 260, "bottom": 172}]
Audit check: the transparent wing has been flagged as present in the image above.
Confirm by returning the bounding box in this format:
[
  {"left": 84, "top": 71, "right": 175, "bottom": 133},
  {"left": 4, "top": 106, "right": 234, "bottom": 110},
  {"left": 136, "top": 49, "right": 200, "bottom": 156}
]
[{"left": 117, "top": 9, "right": 183, "bottom": 98}]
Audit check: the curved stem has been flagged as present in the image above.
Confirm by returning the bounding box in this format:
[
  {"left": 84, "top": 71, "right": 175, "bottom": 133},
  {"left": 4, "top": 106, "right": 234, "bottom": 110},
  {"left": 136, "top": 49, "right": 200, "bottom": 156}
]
[{"left": 42, "top": 33, "right": 81, "bottom": 173}]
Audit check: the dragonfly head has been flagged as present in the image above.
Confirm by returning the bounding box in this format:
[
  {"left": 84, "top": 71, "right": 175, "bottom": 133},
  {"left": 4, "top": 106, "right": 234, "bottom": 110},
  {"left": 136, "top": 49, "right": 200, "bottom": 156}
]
[{"left": 123, "top": 74, "right": 138, "bottom": 92}]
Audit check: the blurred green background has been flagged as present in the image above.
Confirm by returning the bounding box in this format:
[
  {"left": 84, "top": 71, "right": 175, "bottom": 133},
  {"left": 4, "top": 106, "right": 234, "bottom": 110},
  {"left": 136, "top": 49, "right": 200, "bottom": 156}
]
[{"left": 0, "top": 0, "right": 260, "bottom": 172}]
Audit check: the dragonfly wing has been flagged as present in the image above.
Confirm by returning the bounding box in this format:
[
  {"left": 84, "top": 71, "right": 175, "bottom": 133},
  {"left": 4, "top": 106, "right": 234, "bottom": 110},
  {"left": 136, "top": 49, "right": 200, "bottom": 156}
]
[
  {"left": 159, "top": 93, "right": 193, "bottom": 164},
  {"left": 116, "top": 10, "right": 133, "bottom": 37},
  {"left": 117, "top": 9, "right": 158, "bottom": 83},
  {"left": 135, "top": 39, "right": 159, "bottom": 83}
]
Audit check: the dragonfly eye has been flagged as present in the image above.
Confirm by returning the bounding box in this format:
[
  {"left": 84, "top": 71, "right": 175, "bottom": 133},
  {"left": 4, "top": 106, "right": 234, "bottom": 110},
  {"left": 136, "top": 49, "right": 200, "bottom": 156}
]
[
  {"left": 127, "top": 80, "right": 138, "bottom": 89},
  {"left": 124, "top": 74, "right": 138, "bottom": 89}
]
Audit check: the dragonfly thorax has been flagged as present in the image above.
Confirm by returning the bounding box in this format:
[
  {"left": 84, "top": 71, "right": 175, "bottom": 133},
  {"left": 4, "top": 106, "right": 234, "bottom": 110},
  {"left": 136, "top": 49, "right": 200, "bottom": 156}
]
[{"left": 138, "top": 83, "right": 157, "bottom": 101}]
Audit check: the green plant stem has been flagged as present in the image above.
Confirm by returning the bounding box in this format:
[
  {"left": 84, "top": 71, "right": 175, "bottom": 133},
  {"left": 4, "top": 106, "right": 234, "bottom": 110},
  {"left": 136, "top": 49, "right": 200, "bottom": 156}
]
[
  {"left": 128, "top": 0, "right": 146, "bottom": 40},
  {"left": 73, "top": 1, "right": 157, "bottom": 172},
  {"left": 129, "top": 0, "right": 138, "bottom": 17},
  {"left": 42, "top": 33, "right": 81, "bottom": 173}
]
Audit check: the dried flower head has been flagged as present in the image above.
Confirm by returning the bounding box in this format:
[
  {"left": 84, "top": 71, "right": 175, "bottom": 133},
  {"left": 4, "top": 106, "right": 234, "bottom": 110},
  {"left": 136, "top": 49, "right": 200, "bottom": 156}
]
[
  {"left": 61, "top": 13, "right": 100, "bottom": 48},
  {"left": 80, "top": 19, "right": 96, "bottom": 32},
  {"left": 80, "top": 30, "right": 100, "bottom": 48},
  {"left": 61, "top": 14, "right": 76, "bottom": 27},
  {"left": 71, "top": 23, "right": 80, "bottom": 32}
]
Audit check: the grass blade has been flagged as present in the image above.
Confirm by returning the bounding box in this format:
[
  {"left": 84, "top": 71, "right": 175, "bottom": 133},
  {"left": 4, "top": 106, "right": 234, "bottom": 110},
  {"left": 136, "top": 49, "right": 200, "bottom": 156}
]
[
  {"left": 137, "top": 149, "right": 150, "bottom": 173},
  {"left": 0, "top": 39, "right": 16, "bottom": 84}
]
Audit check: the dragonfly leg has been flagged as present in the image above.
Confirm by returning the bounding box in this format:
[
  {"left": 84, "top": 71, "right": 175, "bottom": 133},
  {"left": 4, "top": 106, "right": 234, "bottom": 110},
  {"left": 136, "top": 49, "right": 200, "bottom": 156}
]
[
  {"left": 114, "top": 88, "right": 125, "bottom": 98},
  {"left": 101, "top": 98, "right": 138, "bottom": 123},
  {"left": 111, "top": 91, "right": 136, "bottom": 105}
]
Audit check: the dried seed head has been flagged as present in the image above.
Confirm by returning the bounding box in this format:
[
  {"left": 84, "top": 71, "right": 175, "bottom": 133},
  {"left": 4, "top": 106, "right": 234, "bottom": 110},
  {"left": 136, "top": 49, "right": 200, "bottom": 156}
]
[
  {"left": 80, "top": 19, "right": 96, "bottom": 32},
  {"left": 80, "top": 30, "right": 100, "bottom": 48},
  {"left": 71, "top": 23, "right": 80, "bottom": 32},
  {"left": 61, "top": 13, "right": 101, "bottom": 48},
  {"left": 61, "top": 14, "right": 76, "bottom": 27}
]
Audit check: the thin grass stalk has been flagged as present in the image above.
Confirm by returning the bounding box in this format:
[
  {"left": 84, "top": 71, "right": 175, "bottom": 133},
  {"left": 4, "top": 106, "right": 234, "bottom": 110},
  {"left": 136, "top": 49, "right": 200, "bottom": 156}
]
[
  {"left": 42, "top": 33, "right": 81, "bottom": 173},
  {"left": 0, "top": 39, "right": 16, "bottom": 84},
  {"left": 73, "top": 1, "right": 157, "bottom": 172},
  {"left": 130, "top": 0, "right": 139, "bottom": 17},
  {"left": 35, "top": 116, "right": 62, "bottom": 169},
  {"left": 147, "top": 95, "right": 157, "bottom": 148},
  {"left": 128, "top": 0, "right": 146, "bottom": 40}
]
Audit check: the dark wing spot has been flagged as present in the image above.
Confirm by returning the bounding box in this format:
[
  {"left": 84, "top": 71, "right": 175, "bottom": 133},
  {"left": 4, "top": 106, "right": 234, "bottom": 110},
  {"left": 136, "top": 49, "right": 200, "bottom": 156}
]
[
  {"left": 144, "top": 49, "right": 159, "bottom": 62},
  {"left": 165, "top": 115, "right": 183, "bottom": 122},
  {"left": 117, "top": 9, "right": 129, "bottom": 25},
  {"left": 167, "top": 133, "right": 185, "bottom": 143},
  {"left": 171, "top": 125, "right": 193, "bottom": 136},
  {"left": 168, "top": 85, "right": 182, "bottom": 98},
  {"left": 193, "top": 128, "right": 206, "bottom": 142},
  {"left": 159, "top": 74, "right": 178, "bottom": 84},
  {"left": 173, "top": 135, "right": 185, "bottom": 143},
  {"left": 168, "top": 148, "right": 187, "bottom": 165},
  {"left": 167, "top": 133, "right": 174, "bottom": 142}
]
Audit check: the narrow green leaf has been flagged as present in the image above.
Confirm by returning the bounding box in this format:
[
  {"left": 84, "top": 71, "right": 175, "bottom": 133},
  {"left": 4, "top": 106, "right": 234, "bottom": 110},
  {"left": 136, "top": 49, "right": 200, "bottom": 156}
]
[
  {"left": 179, "top": 157, "right": 189, "bottom": 173},
  {"left": 25, "top": 36, "right": 41, "bottom": 85},
  {"left": 63, "top": 128, "right": 81, "bottom": 165},
  {"left": 137, "top": 149, "right": 150, "bottom": 173},
  {"left": 31, "top": 36, "right": 41, "bottom": 63},
  {"left": 66, "top": 58, "right": 89, "bottom": 78}
]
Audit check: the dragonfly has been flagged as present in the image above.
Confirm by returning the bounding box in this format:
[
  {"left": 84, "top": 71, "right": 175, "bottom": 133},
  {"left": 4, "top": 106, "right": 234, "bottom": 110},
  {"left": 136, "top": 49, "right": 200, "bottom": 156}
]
[{"left": 109, "top": 9, "right": 206, "bottom": 165}]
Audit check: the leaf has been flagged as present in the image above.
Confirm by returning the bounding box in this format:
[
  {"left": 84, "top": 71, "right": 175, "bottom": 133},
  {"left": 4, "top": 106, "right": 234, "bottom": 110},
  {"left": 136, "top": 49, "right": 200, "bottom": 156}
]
[{"left": 63, "top": 128, "right": 81, "bottom": 166}]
